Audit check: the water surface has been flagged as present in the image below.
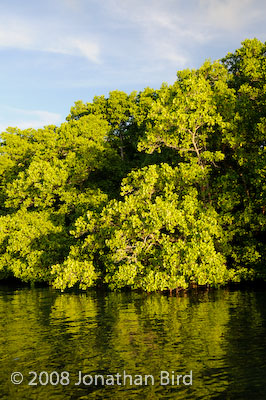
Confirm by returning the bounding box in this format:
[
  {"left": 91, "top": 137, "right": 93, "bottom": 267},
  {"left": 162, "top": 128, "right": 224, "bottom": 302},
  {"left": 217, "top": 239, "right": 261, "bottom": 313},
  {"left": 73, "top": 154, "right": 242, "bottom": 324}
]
[{"left": 1, "top": 285, "right": 266, "bottom": 399}]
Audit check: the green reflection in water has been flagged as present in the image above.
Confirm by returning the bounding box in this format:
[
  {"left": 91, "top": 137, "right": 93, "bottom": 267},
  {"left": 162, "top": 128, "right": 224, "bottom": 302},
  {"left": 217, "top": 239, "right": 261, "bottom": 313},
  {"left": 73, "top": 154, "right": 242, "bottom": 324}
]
[{"left": 1, "top": 286, "right": 266, "bottom": 399}]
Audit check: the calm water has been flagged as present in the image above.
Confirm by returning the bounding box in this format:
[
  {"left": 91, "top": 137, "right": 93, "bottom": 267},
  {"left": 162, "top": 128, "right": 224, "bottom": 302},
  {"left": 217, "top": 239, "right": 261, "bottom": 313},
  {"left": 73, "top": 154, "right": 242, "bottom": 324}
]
[{"left": 1, "top": 285, "right": 266, "bottom": 399}]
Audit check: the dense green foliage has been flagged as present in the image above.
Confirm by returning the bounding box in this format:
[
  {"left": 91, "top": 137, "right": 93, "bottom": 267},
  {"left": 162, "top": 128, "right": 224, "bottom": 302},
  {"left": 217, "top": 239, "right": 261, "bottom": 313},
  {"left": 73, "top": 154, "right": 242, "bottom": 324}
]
[{"left": 1, "top": 39, "right": 266, "bottom": 291}]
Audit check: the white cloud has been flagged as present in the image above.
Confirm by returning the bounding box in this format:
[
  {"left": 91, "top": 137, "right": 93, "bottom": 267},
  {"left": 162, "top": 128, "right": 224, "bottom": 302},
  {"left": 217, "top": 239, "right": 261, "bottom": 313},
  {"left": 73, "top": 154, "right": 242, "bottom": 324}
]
[
  {"left": 41, "top": 38, "right": 101, "bottom": 63},
  {"left": 71, "top": 39, "right": 101, "bottom": 64},
  {"left": 2, "top": 0, "right": 264, "bottom": 75},
  {"left": 0, "top": 16, "right": 101, "bottom": 63},
  {"left": 0, "top": 107, "right": 63, "bottom": 132},
  {"left": 105, "top": 0, "right": 212, "bottom": 68},
  {"left": 97, "top": 0, "right": 266, "bottom": 82}
]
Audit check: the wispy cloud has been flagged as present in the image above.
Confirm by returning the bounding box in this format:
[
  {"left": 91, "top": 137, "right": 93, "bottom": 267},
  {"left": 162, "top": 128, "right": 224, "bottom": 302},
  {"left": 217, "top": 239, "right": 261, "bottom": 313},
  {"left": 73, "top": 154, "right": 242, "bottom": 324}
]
[
  {"left": 1, "top": 0, "right": 266, "bottom": 134},
  {"left": 106, "top": 0, "right": 266, "bottom": 68},
  {"left": 0, "top": 16, "right": 101, "bottom": 63},
  {"left": 0, "top": 106, "right": 63, "bottom": 132},
  {"left": 71, "top": 39, "right": 100, "bottom": 64},
  {"left": 105, "top": 0, "right": 212, "bottom": 68},
  {"left": 111, "top": 2, "right": 178, "bottom": 59}
]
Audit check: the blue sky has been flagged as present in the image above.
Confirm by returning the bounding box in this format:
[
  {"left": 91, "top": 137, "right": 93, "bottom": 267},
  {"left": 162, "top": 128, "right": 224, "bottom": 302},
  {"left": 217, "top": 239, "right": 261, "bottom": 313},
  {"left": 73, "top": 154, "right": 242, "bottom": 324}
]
[{"left": 0, "top": 0, "right": 266, "bottom": 132}]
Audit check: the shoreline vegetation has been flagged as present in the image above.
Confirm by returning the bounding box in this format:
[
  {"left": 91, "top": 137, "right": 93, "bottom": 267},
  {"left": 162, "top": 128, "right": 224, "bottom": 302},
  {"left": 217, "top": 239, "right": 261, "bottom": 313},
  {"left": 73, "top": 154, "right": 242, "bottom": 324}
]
[
  {"left": 1, "top": 38, "right": 266, "bottom": 293},
  {"left": 2, "top": 276, "right": 266, "bottom": 295}
]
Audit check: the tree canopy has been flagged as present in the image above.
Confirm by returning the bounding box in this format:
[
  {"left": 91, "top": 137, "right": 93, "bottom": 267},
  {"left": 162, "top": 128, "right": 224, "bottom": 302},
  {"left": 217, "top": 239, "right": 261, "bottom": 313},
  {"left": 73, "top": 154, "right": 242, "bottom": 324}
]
[{"left": 1, "top": 38, "right": 266, "bottom": 292}]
